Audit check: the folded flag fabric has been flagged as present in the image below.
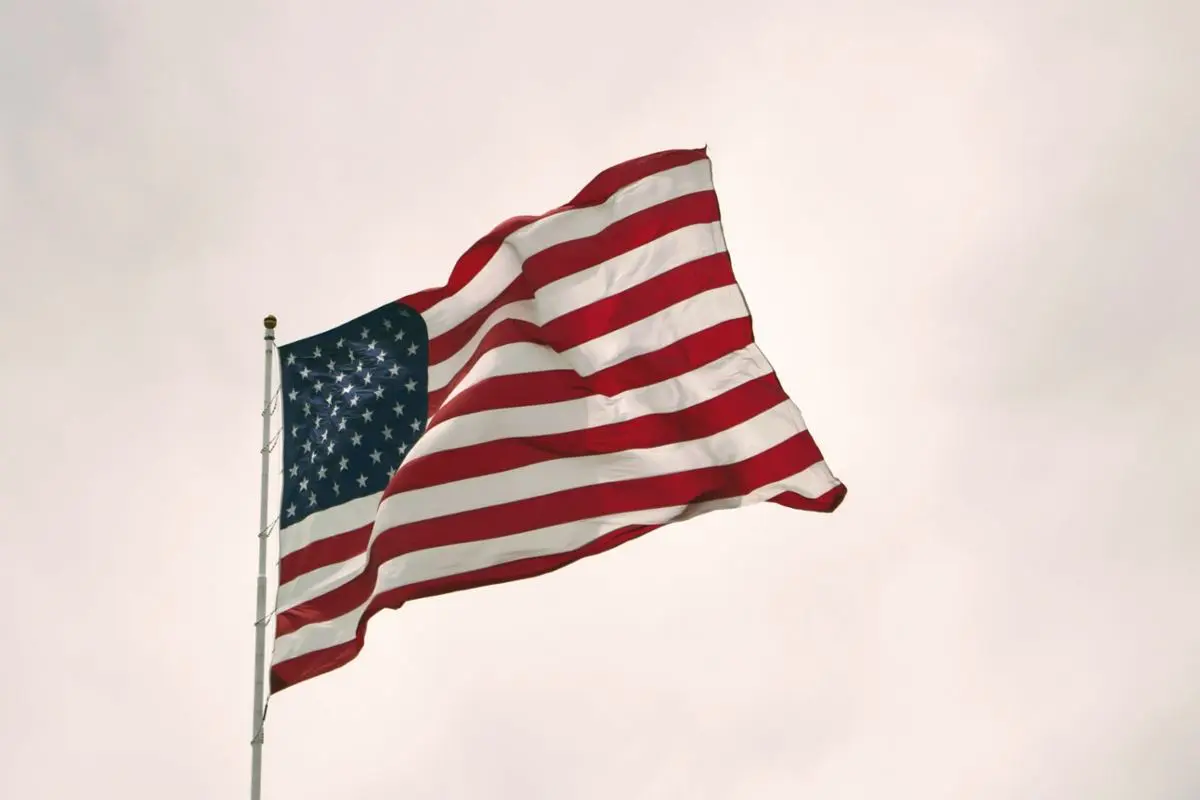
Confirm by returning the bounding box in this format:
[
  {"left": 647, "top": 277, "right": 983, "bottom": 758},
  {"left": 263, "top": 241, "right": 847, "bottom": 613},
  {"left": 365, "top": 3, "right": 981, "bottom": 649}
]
[{"left": 271, "top": 147, "right": 847, "bottom": 692}]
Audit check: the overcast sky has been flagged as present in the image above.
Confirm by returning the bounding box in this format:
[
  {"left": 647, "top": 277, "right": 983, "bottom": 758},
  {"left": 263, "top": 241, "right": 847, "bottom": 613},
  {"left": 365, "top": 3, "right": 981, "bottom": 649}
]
[{"left": 2, "top": 1, "right": 1198, "bottom": 798}]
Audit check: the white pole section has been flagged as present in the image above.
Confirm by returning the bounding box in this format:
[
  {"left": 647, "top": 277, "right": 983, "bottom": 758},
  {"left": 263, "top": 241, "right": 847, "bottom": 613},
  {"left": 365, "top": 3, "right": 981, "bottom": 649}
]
[{"left": 252, "top": 314, "right": 277, "bottom": 800}]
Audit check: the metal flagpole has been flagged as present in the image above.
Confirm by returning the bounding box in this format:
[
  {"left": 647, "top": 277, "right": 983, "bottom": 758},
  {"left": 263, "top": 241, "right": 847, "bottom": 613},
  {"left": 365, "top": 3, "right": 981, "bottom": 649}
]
[{"left": 252, "top": 314, "right": 277, "bottom": 800}]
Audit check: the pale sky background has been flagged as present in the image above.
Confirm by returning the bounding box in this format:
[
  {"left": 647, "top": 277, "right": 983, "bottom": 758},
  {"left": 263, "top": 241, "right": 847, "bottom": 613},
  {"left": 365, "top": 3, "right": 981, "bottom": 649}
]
[{"left": 2, "top": 1, "right": 1198, "bottom": 798}]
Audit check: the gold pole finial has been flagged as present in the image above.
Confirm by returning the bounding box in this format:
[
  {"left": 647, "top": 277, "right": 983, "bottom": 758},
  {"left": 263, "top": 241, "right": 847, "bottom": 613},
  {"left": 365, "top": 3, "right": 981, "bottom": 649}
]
[{"left": 263, "top": 315, "right": 277, "bottom": 330}]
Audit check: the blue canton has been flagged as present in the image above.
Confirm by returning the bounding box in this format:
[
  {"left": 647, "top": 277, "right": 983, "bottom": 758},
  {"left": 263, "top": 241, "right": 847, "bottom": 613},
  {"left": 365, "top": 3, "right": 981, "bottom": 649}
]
[{"left": 278, "top": 302, "right": 429, "bottom": 527}]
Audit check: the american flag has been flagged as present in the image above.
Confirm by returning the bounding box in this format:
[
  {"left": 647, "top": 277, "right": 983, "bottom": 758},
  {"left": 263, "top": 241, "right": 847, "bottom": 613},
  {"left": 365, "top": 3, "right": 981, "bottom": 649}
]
[{"left": 271, "top": 148, "right": 847, "bottom": 692}]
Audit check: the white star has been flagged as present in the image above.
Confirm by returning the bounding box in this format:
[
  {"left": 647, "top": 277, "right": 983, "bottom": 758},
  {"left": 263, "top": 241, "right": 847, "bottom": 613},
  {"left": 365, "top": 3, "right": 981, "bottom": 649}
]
[
  {"left": 337, "top": 418, "right": 347, "bottom": 431},
  {"left": 388, "top": 364, "right": 400, "bottom": 377},
  {"left": 407, "top": 343, "right": 418, "bottom": 356},
  {"left": 291, "top": 425, "right": 300, "bottom": 437},
  {"left": 300, "top": 366, "right": 311, "bottom": 379},
  {"left": 332, "top": 483, "right": 340, "bottom": 496},
  {"left": 308, "top": 492, "right": 317, "bottom": 507},
  {"left": 393, "top": 330, "right": 405, "bottom": 342},
  {"left": 301, "top": 441, "right": 312, "bottom": 454},
  {"left": 410, "top": 418, "right": 422, "bottom": 432},
  {"left": 342, "top": 382, "right": 353, "bottom": 394},
  {"left": 369, "top": 450, "right": 382, "bottom": 464},
  {"left": 382, "top": 425, "right": 393, "bottom": 440},
  {"left": 373, "top": 387, "right": 384, "bottom": 399},
  {"left": 327, "top": 359, "right": 336, "bottom": 371},
  {"left": 314, "top": 416, "right": 322, "bottom": 429},
  {"left": 393, "top": 403, "right": 405, "bottom": 416},
  {"left": 349, "top": 395, "right": 360, "bottom": 407},
  {"left": 313, "top": 346, "right": 322, "bottom": 358},
  {"left": 317, "top": 466, "right": 328, "bottom": 479},
  {"left": 335, "top": 372, "right": 346, "bottom": 384},
  {"left": 303, "top": 404, "right": 312, "bottom": 417},
  {"left": 367, "top": 340, "right": 377, "bottom": 351},
  {"left": 377, "top": 349, "right": 388, "bottom": 361},
  {"left": 298, "top": 477, "right": 309, "bottom": 492},
  {"left": 405, "top": 378, "right": 417, "bottom": 392},
  {"left": 336, "top": 337, "right": 346, "bottom": 349},
  {"left": 288, "top": 464, "right": 299, "bottom": 478},
  {"left": 398, "top": 443, "right": 408, "bottom": 455},
  {"left": 320, "top": 429, "right": 328, "bottom": 442},
  {"left": 363, "top": 371, "right": 372, "bottom": 385},
  {"left": 356, "top": 361, "right": 364, "bottom": 373},
  {"left": 325, "top": 394, "right": 333, "bottom": 406},
  {"left": 286, "top": 353, "right": 296, "bottom": 366},
  {"left": 360, "top": 327, "right": 370, "bottom": 340},
  {"left": 310, "top": 451, "right": 318, "bottom": 464},
  {"left": 286, "top": 503, "right": 297, "bottom": 517},
  {"left": 288, "top": 389, "right": 298, "bottom": 402},
  {"left": 313, "top": 380, "right": 324, "bottom": 392},
  {"left": 356, "top": 474, "right": 368, "bottom": 488},
  {"left": 351, "top": 432, "right": 362, "bottom": 446},
  {"left": 338, "top": 456, "right": 349, "bottom": 471},
  {"left": 383, "top": 319, "right": 393, "bottom": 330},
  {"left": 326, "top": 442, "right": 335, "bottom": 455},
  {"left": 363, "top": 409, "right": 374, "bottom": 423}
]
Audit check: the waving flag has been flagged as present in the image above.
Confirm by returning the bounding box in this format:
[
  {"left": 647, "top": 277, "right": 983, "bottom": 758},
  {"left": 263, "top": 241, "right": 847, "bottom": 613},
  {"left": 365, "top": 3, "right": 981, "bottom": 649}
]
[{"left": 271, "top": 148, "right": 847, "bottom": 692}]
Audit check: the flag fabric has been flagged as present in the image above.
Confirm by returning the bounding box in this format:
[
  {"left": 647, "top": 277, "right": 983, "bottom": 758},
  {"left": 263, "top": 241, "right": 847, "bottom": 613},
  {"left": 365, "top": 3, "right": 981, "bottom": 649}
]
[{"left": 271, "top": 147, "right": 847, "bottom": 692}]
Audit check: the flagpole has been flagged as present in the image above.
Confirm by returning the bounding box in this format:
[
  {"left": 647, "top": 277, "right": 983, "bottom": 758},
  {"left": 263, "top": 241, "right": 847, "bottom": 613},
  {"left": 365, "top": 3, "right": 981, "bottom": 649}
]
[{"left": 252, "top": 314, "right": 277, "bottom": 800}]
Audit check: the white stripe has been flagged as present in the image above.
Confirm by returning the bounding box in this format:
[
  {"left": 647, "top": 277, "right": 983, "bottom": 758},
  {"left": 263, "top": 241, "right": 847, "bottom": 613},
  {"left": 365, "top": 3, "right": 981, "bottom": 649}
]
[
  {"left": 276, "top": 558, "right": 362, "bottom": 616},
  {"left": 424, "top": 343, "right": 774, "bottom": 456},
  {"left": 435, "top": 340, "right": 561, "bottom": 410},
  {"left": 426, "top": 220, "right": 727, "bottom": 393},
  {"left": 562, "top": 283, "right": 749, "bottom": 377},
  {"left": 421, "top": 160, "right": 714, "bottom": 339},
  {"left": 274, "top": 344, "right": 777, "bottom": 612},
  {"left": 282, "top": 398, "right": 809, "bottom": 625},
  {"left": 427, "top": 300, "right": 536, "bottom": 392},
  {"left": 278, "top": 491, "right": 382, "bottom": 560},
  {"left": 437, "top": 282, "right": 751, "bottom": 411},
  {"left": 272, "top": 459, "right": 834, "bottom": 665},
  {"left": 379, "top": 400, "right": 801, "bottom": 531},
  {"left": 534, "top": 221, "right": 727, "bottom": 324}
]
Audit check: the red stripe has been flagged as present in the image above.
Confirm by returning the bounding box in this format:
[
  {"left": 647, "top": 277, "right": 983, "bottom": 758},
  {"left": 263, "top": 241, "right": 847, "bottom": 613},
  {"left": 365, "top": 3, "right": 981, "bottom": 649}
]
[
  {"left": 400, "top": 218, "right": 532, "bottom": 315},
  {"left": 428, "top": 318, "right": 754, "bottom": 427},
  {"left": 585, "top": 318, "right": 753, "bottom": 397},
  {"left": 566, "top": 148, "right": 708, "bottom": 207},
  {"left": 771, "top": 484, "right": 848, "bottom": 513},
  {"left": 399, "top": 149, "right": 709, "bottom": 314},
  {"left": 275, "top": 430, "right": 825, "bottom": 637},
  {"left": 271, "top": 434, "right": 840, "bottom": 690},
  {"left": 426, "top": 318, "right": 546, "bottom": 412},
  {"left": 279, "top": 522, "right": 371, "bottom": 588},
  {"left": 423, "top": 191, "right": 720, "bottom": 368},
  {"left": 426, "top": 251, "right": 737, "bottom": 414},
  {"left": 407, "top": 374, "right": 786, "bottom": 493},
  {"left": 426, "top": 277, "right": 529, "bottom": 365},
  {"left": 520, "top": 191, "right": 720, "bottom": 290},
  {"left": 539, "top": 252, "right": 736, "bottom": 353}
]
